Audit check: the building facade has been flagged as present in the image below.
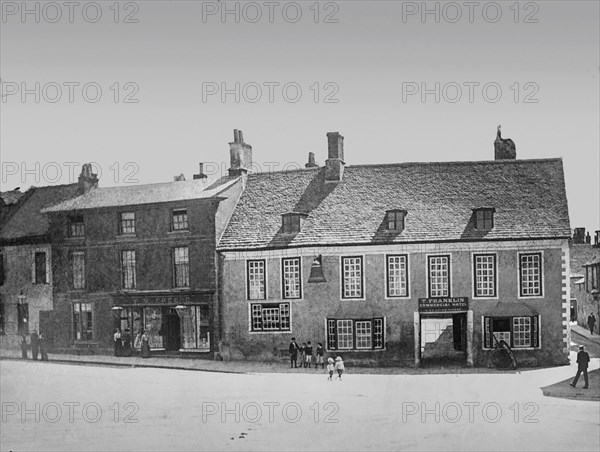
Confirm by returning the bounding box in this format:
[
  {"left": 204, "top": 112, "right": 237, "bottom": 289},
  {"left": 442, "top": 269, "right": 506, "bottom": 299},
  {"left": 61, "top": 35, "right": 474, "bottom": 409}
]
[
  {"left": 42, "top": 164, "right": 242, "bottom": 355},
  {"left": 0, "top": 172, "right": 90, "bottom": 347},
  {"left": 217, "top": 130, "right": 572, "bottom": 367}
]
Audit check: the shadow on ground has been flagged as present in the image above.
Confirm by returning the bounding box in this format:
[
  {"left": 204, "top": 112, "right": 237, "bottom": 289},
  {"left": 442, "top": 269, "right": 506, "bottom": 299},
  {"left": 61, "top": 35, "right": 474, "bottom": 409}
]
[{"left": 541, "top": 368, "right": 600, "bottom": 402}]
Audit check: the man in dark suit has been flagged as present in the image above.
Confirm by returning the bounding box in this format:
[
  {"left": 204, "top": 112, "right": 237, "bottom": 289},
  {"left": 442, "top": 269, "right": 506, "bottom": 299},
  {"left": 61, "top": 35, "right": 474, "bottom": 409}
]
[
  {"left": 570, "top": 345, "right": 590, "bottom": 389},
  {"left": 289, "top": 338, "right": 299, "bottom": 368},
  {"left": 30, "top": 331, "right": 39, "bottom": 360}
]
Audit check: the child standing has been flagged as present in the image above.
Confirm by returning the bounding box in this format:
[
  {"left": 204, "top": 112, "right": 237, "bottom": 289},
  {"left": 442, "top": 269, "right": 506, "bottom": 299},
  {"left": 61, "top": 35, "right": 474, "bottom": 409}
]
[
  {"left": 335, "top": 356, "right": 345, "bottom": 380},
  {"left": 304, "top": 341, "right": 313, "bottom": 368},
  {"left": 327, "top": 357, "right": 335, "bottom": 381},
  {"left": 315, "top": 343, "right": 324, "bottom": 370},
  {"left": 298, "top": 342, "right": 306, "bottom": 369}
]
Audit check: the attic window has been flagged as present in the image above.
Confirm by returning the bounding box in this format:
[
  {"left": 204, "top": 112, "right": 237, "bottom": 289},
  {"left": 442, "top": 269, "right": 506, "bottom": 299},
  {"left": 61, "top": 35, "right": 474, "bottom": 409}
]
[
  {"left": 473, "top": 207, "right": 495, "bottom": 230},
  {"left": 385, "top": 209, "right": 407, "bottom": 232},
  {"left": 282, "top": 212, "right": 307, "bottom": 234}
]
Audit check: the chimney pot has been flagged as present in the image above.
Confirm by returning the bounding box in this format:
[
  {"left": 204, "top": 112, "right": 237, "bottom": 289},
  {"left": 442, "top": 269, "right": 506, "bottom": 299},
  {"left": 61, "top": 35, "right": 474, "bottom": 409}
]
[
  {"left": 305, "top": 152, "right": 318, "bottom": 168},
  {"left": 78, "top": 163, "right": 99, "bottom": 193},
  {"left": 228, "top": 129, "right": 253, "bottom": 177},
  {"left": 494, "top": 125, "right": 516, "bottom": 160},
  {"left": 193, "top": 163, "right": 208, "bottom": 180}
]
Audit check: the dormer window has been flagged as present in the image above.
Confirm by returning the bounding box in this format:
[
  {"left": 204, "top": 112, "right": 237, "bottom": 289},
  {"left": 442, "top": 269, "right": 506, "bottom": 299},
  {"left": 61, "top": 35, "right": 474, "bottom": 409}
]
[
  {"left": 385, "top": 209, "right": 407, "bottom": 232},
  {"left": 473, "top": 207, "right": 495, "bottom": 230},
  {"left": 282, "top": 212, "right": 307, "bottom": 234}
]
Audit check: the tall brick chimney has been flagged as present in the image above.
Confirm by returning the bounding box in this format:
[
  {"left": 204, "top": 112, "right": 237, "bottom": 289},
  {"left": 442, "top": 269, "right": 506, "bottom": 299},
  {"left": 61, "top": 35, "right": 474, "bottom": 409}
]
[
  {"left": 494, "top": 125, "right": 516, "bottom": 160},
  {"left": 78, "top": 163, "right": 98, "bottom": 193},
  {"left": 325, "top": 132, "right": 345, "bottom": 182},
  {"left": 228, "top": 129, "right": 253, "bottom": 177}
]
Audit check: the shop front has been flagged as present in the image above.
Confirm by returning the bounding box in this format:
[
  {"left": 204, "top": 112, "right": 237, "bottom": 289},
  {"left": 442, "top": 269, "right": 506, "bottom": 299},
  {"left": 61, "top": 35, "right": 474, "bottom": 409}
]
[{"left": 111, "top": 292, "right": 212, "bottom": 354}]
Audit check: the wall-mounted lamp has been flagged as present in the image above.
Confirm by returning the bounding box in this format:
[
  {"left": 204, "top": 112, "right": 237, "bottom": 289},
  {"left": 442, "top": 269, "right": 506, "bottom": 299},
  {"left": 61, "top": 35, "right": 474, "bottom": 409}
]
[{"left": 308, "top": 255, "right": 326, "bottom": 283}]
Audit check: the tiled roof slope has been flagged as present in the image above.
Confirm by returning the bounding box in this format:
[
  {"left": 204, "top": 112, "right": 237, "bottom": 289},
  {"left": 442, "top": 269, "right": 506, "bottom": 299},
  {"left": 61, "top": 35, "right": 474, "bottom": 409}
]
[
  {"left": 1, "top": 184, "right": 80, "bottom": 241},
  {"left": 42, "top": 178, "right": 239, "bottom": 212},
  {"left": 218, "top": 158, "right": 571, "bottom": 251},
  {"left": 570, "top": 244, "right": 600, "bottom": 276}
]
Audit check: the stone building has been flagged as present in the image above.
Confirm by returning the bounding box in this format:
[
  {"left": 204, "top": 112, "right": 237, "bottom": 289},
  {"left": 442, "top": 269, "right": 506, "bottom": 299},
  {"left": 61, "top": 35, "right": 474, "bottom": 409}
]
[
  {"left": 0, "top": 167, "right": 94, "bottom": 346},
  {"left": 41, "top": 150, "right": 243, "bottom": 355},
  {"left": 216, "top": 130, "right": 572, "bottom": 367}
]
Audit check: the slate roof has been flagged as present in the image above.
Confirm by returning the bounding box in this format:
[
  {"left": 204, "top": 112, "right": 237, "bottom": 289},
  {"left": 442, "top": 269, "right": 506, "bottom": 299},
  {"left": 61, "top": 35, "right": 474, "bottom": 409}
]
[
  {"left": 570, "top": 244, "right": 600, "bottom": 276},
  {"left": 0, "top": 190, "right": 25, "bottom": 205},
  {"left": 42, "top": 178, "right": 239, "bottom": 212},
  {"left": 218, "top": 158, "right": 571, "bottom": 251},
  {"left": 0, "top": 184, "right": 81, "bottom": 241}
]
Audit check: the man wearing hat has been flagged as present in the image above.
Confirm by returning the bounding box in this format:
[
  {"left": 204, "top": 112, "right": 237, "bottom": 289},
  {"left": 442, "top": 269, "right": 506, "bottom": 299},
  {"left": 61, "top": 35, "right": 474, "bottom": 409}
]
[{"left": 570, "top": 345, "right": 590, "bottom": 389}]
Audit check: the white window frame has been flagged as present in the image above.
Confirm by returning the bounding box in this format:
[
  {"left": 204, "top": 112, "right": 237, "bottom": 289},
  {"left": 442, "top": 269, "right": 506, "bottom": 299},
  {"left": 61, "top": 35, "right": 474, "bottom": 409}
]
[
  {"left": 518, "top": 252, "right": 544, "bottom": 299},
  {"left": 385, "top": 254, "right": 410, "bottom": 298},
  {"left": 426, "top": 254, "right": 451, "bottom": 298},
  {"left": 246, "top": 259, "right": 267, "bottom": 300},
  {"left": 248, "top": 302, "right": 291, "bottom": 333},
  {"left": 340, "top": 255, "right": 365, "bottom": 300},
  {"left": 472, "top": 253, "right": 498, "bottom": 299},
  {"left": 282, "top": 257, "right": 302, "bottom": 299}
]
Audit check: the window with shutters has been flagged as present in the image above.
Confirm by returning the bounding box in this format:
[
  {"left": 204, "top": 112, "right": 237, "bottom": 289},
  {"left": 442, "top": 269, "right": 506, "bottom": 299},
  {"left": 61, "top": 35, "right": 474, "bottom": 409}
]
[
  {"left": 249, "top": 303, "right": 291, "bottom": 332},
  {"left": 483, "top": 316, "right": 539, "bottom": 349},
  {"left": 326, "top": 318, "right": 385, "bottom": 351}
]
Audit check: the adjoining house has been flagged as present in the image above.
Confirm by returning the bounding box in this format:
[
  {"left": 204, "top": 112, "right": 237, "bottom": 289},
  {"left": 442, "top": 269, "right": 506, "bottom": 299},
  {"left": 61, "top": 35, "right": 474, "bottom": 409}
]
[
  {"left": 217, "top": 129, "right": 572, "bottom": 367},
  {"left": 569, "top": 229, "right": 600, "bottom": 325},
  {"left": 41, "top": 159, "right": 242, "bottom": 355},
  {"left": 0, "top": 167, "right": 95, "bottom": 346}
]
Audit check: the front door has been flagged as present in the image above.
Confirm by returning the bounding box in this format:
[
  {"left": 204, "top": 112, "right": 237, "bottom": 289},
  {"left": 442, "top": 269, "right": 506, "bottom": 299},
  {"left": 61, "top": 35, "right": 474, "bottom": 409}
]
[{"left": 162, "top": 308, "right": 181, "bottom": 351}]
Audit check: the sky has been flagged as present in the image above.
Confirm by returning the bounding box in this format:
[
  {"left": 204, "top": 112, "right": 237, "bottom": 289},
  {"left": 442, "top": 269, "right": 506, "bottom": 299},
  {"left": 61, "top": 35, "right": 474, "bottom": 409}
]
[{"left": 1, "top": 0, "right": 599, "bottom": 232}]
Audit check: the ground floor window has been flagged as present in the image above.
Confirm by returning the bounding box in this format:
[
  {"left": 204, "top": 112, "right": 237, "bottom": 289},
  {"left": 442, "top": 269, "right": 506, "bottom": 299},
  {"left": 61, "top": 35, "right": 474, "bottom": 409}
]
[
  {"left": 483, "top": 316, "right": 539, "bottom": 349},
  {"left": 120, "top": 307, "right": 164, "bottom": 350},
  {"left": 73, "top": 302, "right": 93, "bottom": 341},
  {"left": 327, "top": 318, "right": 384, "bottom": 351},
  {"left": 180, "top": 305, "right": 210, "bottom": 350},
  {"left": 250, "top": 302, "right": 291, "bottom": 332}
]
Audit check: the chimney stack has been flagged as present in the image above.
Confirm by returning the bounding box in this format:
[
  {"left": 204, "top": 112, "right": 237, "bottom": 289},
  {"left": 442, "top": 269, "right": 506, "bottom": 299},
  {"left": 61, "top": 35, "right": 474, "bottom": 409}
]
[
  {"left": 585, "top": 232, "right": 591, "bottom": 244},
  {"left": 305, "top": 152, "right": 318, "bottom": 168},
  {"left": 228, "top": 129, "right": 253, "bottom": 177},
  {"left": 173, "top": 174, "right": 186, "bottom": 181},
  {"left": 78, "top": 163, "right": 99, "bottom": 193},
  {"left": 193, "top": 163, "right": 208, "bottom": 180},
  {"left": 494, "top": 125, "right": 516, "bottom": 160},
  {"left": 573, "top": 227, "right": 586, "bottom": 244},
  {"left": 325, "top": 132, "right": 345, "bottom": 183},
  {"left": 594, "top": 230, "right": 599, "bottom": 248}
]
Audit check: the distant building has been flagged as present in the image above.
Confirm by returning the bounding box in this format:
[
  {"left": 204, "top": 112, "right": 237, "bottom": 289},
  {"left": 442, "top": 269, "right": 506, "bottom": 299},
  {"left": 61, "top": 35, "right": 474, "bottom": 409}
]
[
  {"left": 41, "top": 155, "right": 242, "bottom": 355},
  {"left": 569, "top": 232, "right": 600, "bottom": 324},
  {"left": 217, "top": 129, "right": 572, "bottom": 367}
]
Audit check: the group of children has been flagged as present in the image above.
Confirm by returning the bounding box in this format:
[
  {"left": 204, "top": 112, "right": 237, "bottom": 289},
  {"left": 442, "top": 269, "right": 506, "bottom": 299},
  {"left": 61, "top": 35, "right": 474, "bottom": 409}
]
[{"left": 288, "top": 337, "right": 345, "bottom": 380}]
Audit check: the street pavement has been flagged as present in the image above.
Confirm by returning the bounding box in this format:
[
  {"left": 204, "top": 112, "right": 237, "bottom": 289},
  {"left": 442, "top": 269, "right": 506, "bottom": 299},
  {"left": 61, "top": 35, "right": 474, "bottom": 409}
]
[{"left": 1, "top": 353, "right": 599, "bottom": 452}]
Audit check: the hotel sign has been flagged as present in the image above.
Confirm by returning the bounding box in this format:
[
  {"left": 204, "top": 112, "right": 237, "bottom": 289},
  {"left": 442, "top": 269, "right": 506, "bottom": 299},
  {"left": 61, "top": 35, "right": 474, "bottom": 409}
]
[{"left": 418, "top": 297, "right": 468, "bottom": 313}]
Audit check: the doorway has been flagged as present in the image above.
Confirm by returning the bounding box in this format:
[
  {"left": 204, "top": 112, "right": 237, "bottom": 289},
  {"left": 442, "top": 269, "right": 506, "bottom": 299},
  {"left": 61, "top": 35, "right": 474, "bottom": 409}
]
[
  {"left": 162, "top": 307, "right": 181, "bottom": 351},
  {"left": 420, "top": 313, "right": 467, "bottom": 366}
]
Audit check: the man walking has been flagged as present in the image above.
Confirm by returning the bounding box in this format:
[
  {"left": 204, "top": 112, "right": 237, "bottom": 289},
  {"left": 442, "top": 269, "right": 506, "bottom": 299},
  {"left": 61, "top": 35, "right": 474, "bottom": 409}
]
[
  {"left": 570, "top": 345, "right": 590, "bottom": 389},
  {"left": 289, "top": 337, "right": 299, "bottom": 368},
  {"left": 588, "top": 313, "right": 596, "bottom": 335}
]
